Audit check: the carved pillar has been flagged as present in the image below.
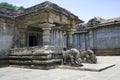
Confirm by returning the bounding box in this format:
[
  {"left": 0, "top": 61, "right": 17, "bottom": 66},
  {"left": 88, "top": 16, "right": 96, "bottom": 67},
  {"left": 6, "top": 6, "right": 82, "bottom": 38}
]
[
  {"left": 42, "top": 28, "right": 51, "bottom": 45},
  {"left": 68, "top": 29, "right": 76, "bottom": 48},
  {"left": 39, "top": 23, "right": 55, "bottom": 45}
]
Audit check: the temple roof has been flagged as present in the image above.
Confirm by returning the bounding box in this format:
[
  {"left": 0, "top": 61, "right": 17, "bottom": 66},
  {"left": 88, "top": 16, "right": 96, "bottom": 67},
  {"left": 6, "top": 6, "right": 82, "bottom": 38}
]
[
  {"left": 87, "top": 17, "right": 120, "bottom": 27},
  {"left": 75, "top": 17, "right": 120, "bottom": 31},
  {"left": 0, "top": 1, "right": 83, "bottom": 22},
  {"left": 17, "top": 1, "right": 79, "bottom": 19},
  {"left": 100, "top": 17, "right": 120, "bottom": 24},
  {"left": 0, "top": 7, "right": 16, "bottom": 19}
]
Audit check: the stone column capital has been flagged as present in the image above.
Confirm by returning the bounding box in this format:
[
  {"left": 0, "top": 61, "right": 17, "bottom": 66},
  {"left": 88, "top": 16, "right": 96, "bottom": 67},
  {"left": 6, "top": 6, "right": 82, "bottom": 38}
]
[
  {"left": 39, "top": 23, "right": 55, "bottom": 29},
  {"left": 42, "top": 28, "right": 51, "bottom": 30}
]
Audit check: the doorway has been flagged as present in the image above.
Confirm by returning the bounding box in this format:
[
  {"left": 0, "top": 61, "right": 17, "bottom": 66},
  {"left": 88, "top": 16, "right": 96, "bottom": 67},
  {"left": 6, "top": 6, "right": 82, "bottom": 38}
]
[{"left": 29, "top": 36, "right": 37, "bottom": 46}]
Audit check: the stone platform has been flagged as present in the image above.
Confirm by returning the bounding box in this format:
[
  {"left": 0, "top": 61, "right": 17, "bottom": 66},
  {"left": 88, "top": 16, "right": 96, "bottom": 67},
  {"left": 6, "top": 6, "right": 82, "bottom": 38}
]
[
  {"left": 8, "top": 46, "right": 63, "bottom": 69},
  {"left": 58, "top": 63, "right": 115, "bottom": 72}
]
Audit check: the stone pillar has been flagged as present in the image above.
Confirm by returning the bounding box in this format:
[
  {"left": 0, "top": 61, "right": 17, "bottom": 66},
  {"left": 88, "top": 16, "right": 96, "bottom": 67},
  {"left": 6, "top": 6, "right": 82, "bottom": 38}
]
[
  {"left": 39, "top": 23, "right": 55, "bottom": 45},
  {"left": 53, "top": 30, "right": 55, "bottom": 46},
  {"left": 73, "top": 34, "right": 79, "bottom": 49},
  {"left": 56, "top": 30, "right": 59, "bottom": 47},
  {"left": 63, "top": 31, "right": 67, "bottom": 48},
  {"left": 89, "top": 30, "right": 94, "bottom": 49},
  {"left": 68, "top": 29, "right": 76, "bottom": 48},
  {"left": 81, "top": 34, "right": 86, "bottom": 50},
  {"left": 42, "top": 28, "right": 51, "bottom": 45},
  {"left": 85, "top": 33, "right": 90, "bottom": 50},
  {"left": 54, "top": 30, "right": 57, "bottom": 47},
  {"left": 60, "top": 30, "right": 64, "bottom": 49}
]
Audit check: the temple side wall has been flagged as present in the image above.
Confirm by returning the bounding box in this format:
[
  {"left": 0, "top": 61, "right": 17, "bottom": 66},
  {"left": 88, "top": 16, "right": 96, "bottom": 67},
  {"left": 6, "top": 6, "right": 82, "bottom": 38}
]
[
  {"left": 93, "top": 25, "right": 120, "bottom": 49},
  {"left": 73, "top": 33, "right": 90, "bottom": 50},
  {"left": 0, "top": 18, "right": 15, "bottom": 66},
  {"left": 73, "top": 33, "right": 86, "bottom": 50},
  {"left": 50, "top": 29, "right": 66, "bottom": 50},
  {"left": 74, "top": 24, "right": 120, "bottom": 55},
  {"left": 93, "top": 24, "right": 120, "bottom": 55}
]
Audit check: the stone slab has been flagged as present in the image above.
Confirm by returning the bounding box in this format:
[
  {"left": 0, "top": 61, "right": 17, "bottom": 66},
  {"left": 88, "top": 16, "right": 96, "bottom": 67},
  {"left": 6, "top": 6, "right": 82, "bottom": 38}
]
[{"left": 58, "top": 63, "right": 115, "bottom": 72}]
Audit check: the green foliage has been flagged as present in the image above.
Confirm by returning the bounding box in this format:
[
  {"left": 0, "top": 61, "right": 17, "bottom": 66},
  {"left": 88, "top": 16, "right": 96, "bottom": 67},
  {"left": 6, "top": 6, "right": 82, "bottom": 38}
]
[
  {"left": 17, "top": 6, "right": 24, "bottom": 10},
  {"left": 0, "top": 2, "right": 24, "bottom": 10}
]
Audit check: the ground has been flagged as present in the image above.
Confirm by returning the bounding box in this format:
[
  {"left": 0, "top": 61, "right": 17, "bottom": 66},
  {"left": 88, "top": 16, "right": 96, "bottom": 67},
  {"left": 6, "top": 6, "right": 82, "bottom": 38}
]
[{"left": 0, "top": 56, "right": 120, "bottom": 80}]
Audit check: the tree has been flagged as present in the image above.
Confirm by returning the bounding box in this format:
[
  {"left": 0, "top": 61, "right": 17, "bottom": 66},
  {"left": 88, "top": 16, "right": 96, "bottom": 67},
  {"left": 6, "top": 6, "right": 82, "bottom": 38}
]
[
  {"left": 0, "top": 2, "right": 24, "bottom": 10},
  {"left": 17, "top": 6, "right": 24, "bottom": 10}
]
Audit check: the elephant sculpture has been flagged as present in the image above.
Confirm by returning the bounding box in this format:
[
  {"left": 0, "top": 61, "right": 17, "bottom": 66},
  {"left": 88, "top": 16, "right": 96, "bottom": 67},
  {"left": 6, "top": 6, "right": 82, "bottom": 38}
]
[
  {"left": 80, "top": 49, "right": 97, "bottom": 64},
  {"left": 62, "top": 48, "right": 83, "bottom": 66}
]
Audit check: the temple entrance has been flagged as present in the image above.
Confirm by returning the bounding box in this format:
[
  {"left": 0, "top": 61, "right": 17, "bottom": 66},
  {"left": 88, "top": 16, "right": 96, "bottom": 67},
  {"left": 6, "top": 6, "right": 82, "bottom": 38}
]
[
  {"left": 26, "top": 27, "right": 43, "bottom": 47},
  {"left": 29, "top": 36, "right": 37, "bottom": 46}
]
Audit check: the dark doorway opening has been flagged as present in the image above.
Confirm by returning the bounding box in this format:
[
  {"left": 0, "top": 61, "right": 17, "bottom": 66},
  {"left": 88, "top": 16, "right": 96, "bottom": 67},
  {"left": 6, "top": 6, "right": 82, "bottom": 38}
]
[{"left": 29, "top": 36, "right": 37, "bottom": 46}]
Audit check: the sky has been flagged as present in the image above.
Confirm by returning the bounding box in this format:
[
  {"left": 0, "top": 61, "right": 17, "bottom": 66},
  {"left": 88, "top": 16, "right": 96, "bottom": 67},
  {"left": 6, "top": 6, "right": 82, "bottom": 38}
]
[{"left": 0, "top": 0, "right": 119, "bottom": 22}]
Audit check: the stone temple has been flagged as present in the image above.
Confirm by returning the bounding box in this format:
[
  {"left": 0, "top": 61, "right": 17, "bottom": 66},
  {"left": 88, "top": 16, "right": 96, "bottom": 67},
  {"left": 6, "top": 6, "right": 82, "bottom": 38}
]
[{"left": 0, "top": 1, "right": 120, "bottom": 68}]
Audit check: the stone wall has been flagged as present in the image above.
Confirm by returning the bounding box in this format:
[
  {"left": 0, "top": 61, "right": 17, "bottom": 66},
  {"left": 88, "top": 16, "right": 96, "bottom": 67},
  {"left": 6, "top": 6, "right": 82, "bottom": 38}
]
[
  {"left": 73, "top": 33, "right": 86, "bottom": 50},
  {"left": 92, "top": 24, "right": 120, "bottom": 55},
  {"left": 0, "top": 18, "right": 15, "bottom": 66},
  {"left": 74, "top": 23, "right": 120, "bottom": 55},
  {"left": 93, "top": 25, "right": 120, "bottom": 49},
  {"left": 50, "top": 28, "right": 66, "bottom": 50}
]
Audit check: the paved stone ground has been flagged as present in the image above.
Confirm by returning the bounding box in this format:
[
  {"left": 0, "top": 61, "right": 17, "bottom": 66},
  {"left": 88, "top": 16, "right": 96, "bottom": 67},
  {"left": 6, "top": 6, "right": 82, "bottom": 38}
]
[{"left": 0, "top": 56, "right": 120, "bottom": 80}]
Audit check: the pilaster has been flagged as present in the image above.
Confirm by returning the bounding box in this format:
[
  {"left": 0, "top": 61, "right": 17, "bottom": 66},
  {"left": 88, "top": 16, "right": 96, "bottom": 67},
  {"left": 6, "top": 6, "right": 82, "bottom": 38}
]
[{"left": 89, "top": 30, "right": 94, "bottom": 49}]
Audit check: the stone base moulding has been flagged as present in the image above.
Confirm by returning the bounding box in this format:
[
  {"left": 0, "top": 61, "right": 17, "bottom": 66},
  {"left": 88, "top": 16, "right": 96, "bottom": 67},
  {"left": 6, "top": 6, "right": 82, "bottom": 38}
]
[
  {"left": 94, "top": 49, "right": 120, "bottom": 56},
  {"left": 8, "top": 45, "right": 63, "bottom": 69}
]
